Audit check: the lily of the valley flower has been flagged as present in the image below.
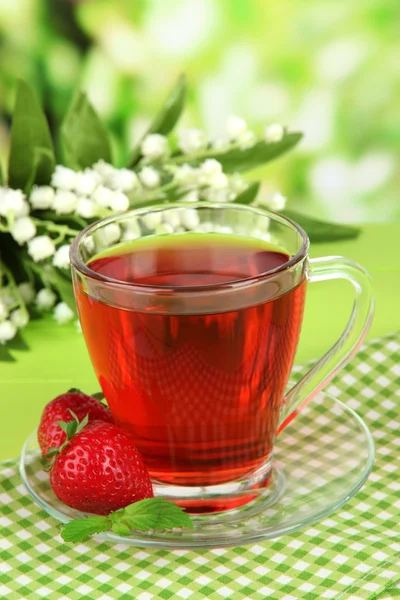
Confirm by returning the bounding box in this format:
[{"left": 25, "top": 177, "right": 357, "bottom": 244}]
[
  {"left": 53, "top": 302, "right": 74, "bottom": 324},
  {"left": 28, "top": 236, "right": 56, "bottom": 262},
  {"left": 52, "top": 245, "right": 71, "bottom": 269},
  {"left": 10, "top": 308, "right": 29, "bottom": 329},
  {"left": 178, "top": 129, "right": 206, "bottom": 155},
  {"left": 264, "top": 124, "right": 284, "bottom": 143},
  {"left": 0, "top": 320, "right": 17, "bottom": 344},
  {"left": 0, "top": 188, "right": 29, "bottom": 218},
  {"left": 51, "top": 166, "right": 77, "bottom": 190},
  {"left": 36, "top": 288, "right": 57, "bottom": 311},
  {"left": 139, "top": 167, "right": 160, "bottom": 188},
  {"left": 29, "top": 185, "right": 55, "bottom": 210},
  {"left": 76, "top": 197, "right": 98, "bottom": 219},
  {"left": 109, "top": 192, "right": 130, "bottom": 212},
  {"left": 107, "top": 169, "right": 139, "bottom": 192},
  {"left": 10, "top": 217, "right": 36, "bottom": 245},
  {"left": 141, "top": 134, "right": 169, "bottom": 160},
  {"left": 52, "top": 190, "right": 78, "bottom": 215},
  {"left": 74, "top": 170, "right": 100, "bottom": 196}
]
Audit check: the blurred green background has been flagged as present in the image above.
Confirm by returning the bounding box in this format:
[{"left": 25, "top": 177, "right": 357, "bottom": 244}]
[{"left": 0, "top": 0, "right": 399, "bottom": 223}]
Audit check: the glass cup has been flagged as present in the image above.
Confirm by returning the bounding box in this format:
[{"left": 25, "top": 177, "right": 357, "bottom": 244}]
[{"left": 70, "top": 204, "right": 374, "bottom": 511}]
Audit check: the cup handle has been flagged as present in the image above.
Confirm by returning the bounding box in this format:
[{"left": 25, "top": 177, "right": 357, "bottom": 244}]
[{"left": 277, "top": 256, "right": 375, "bottom": 432}]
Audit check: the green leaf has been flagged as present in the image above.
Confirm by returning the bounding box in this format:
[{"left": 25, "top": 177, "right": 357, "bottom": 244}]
[
  {"left": 233, "top": 181, "right": 260, "bottom": 205},
  {"left": 42, "top": 266, "right": 76, "bottom": 312},
  {"left": 56, "top": 421, "right": 69, "bottom": 434},
  {"left": 283, "top": 210, "right": 361, "bottom": 243},
  {"left": 128, "top": 75, "right": 186, "bottom": 166},
  {"left": 0, "top": 345, "right": 16, "bottom": 362},
  {"left": 60, "top": 516, "right": 111, "bottom": 543},
  {"left": 61, "top": 90, "right": 111, "bottom": 170},
  {"left": 5, "top": 331, "right": 29, "bottom": 352},
  {"left": 120, "top": 497, "right": 194, "bottom": 531},
  {"left": 173, "top": 132, "right": 303, "bottom": 173},
  {"left": 111, "top": 522, "right": 132, "bottom": 536},
  {"left": 8, "top": 80, "right": 55, "bottom": 191}
]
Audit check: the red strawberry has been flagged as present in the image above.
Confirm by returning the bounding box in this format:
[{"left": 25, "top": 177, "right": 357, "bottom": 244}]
[
  {"left": 50, "top": 420, "right": 153, "bottom": 515},
  {"left": 38, "top": 390, "right": 113, "bottom": 455}
]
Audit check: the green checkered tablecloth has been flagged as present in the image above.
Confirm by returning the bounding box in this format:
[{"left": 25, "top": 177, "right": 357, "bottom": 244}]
[{"left": 1, "top": 333, "right": 399, "bottom": 600}]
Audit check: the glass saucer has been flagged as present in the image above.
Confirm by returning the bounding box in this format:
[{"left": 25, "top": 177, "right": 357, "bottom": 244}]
[{"left": 19, "top": 390, "right": 374, "bottom": 549}]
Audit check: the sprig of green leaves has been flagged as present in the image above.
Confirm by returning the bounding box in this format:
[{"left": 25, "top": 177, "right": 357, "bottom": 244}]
[
  {"left": 60, "top": 497, "right": 194, "bottom": 543},
  {"left": 8, "top": 80, "right": 55, "bottom": 192},
  {"left": 61, "top": 91, "right": 112, "bottom": 170}
]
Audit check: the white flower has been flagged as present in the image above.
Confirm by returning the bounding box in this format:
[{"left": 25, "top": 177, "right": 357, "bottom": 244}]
[
  {"left": 155, "top": 223, "right": 174, "bottom": 235},
  {"left": 178, "top": 128, "right": 206, "bottom": 155},
  {"left": 18, "top": 282, "right": 35, "bottom": 305},
  {"left": 142, "top": 212, "right": 162, "bottom": 229},
  {"left": 0, "top": 320, "right": 16, "bottom": 344},
  {"left": 10, "top": 308, "right": 29, "bottom": 329},
  {"left": 238, "top": 130, "right": 256, "bottom": 149},
  {"left": 109, "top": 192, "right": 130, "bottom": 212},
  {"left": 267, "top": 192, "right": 287, "bottom": 211},
  {"left": 226, "top": 116, "right": 248, "bottom": 140},
  {"left": 139, "top": 167, "right": 160, "bottom": 188},
  {"left": 174, "top": 164, "right": 199, "bottom": 186},
  {"left": 53, "top": 244, "right": 71, "bottom": 269},
  {"left": 75, "top": 170, "right": 100, "bottom": 196},
  {"left": 141, "top": 134, "right": 169, "bottom": 160},
  {"left": 36, "top": 288, "right": 57, "bottom": 310},
  {"left": 195, "top": 221, "right": 214, "bottom": 233},
  {"left": 208, "top": 172, "right": 229, "bottom": 189},
  {"left": 200, "top": 159, "right": 228, "bottom": 189},
  {"left": 52, "top": 190, "right": 78, "bottom": 214},
  {"left": 93, "top": 160, "right": 116, "bottom": 180},
  {"left": 229, "top": 175, "right": 248, "bottom": 196},
  {"left": 76, "top": 197, "right": 98, "bottom": 219},
  {"left": 204, "top": 188, "right": 231, "bottom": 203},
  {"left": 108, "top": 169, "right": 139, "bottom": 192},
  {"left": 122, "top": 219, "right": 141, "bottom": 242},
  {"left": 0, "top": 301, "right": 8, "bottom": 322},
  {"left": 29, "top": 185, "right": 55, "bottom": 210},
  {"left": 92, "top": 185, "right": 113, "bottom": 208},
  {"left": 83, "top": 235, "right": 95, "bottom": 254},
  {"left": 181, "top": 190, "right": 199, "bottom": 202},
  {"left": 0, "top": 188, "right": 28, "bottom": 218},
  {"left": 212, "top": 137, "right": 229, "bottom": 151},
  {"left": 51, "top": 165, "right": 77, "bottom": 190},
  {"left": 10, "top": 217, "right": 36, "bottom": 245},
  {"left": 201, "top": 159, "right": 223, "bottom": 177},
  {"left": 264, "top": 124, "right": 284, "bottom": 143},
  {"left": 53, "top": 302, "right": 74, "bottom": 324},
  {"left": 96, "top": 223, "right": 121, "bottom": 247},
  {"left": 214, "top": 224, "right": 233, "bottom": 234},
  {"left": 164, "top": 209, "right": 181, "bottom": 229},
  {"left": 181, "top": 208, "right": 200, "bottom": 230},
  {"left": 0, "top": 288, "right": 16, "bottom": 308},
  {"left": 28, "top": 235, "right": 55, "bottom": 262}
]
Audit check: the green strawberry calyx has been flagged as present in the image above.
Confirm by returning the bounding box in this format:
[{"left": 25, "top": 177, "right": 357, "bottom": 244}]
[
  {"left": 59, "top": 497, "right": 194, "bottom": 542},
  {"left": 42, "top": 410, "right": 89, "bottom": 472}
]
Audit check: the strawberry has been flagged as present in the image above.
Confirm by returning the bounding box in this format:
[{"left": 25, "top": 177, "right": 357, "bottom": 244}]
[
  {"left": 50, "top": 420, "right": 154, "bottom": 515},
  {"left": 38, "top": 389, "right": 113, "bottom": 456}
]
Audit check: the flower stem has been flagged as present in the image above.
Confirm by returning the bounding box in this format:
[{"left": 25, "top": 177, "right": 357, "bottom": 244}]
[
  {"left": 0, "top": 260, "right": 30, "bottom": 320},
  {"left": 32, "top": 219, "right": 80, "bottom": 241}
]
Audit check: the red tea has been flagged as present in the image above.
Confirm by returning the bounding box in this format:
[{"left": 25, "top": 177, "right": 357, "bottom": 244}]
[{"left": 75, "top": 234, "right": 306, "bottom": 486}]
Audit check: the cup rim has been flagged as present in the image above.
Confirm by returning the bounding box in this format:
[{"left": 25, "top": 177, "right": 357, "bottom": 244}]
[{"left": 70, "top": 203, "right": 310, "bottom": 293}]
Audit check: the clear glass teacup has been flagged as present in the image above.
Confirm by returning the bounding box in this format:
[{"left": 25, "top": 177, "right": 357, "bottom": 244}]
[{"left": 70, "top": 203, "right": 374, "bottom": 511}]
